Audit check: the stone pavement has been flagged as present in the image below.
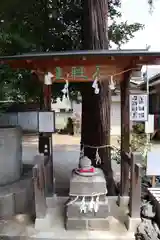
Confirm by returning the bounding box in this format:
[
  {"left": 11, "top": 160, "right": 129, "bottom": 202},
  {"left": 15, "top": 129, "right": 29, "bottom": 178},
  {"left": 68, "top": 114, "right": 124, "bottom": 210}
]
[{"left": 0, "top": 197, "right": 135, "bottom": 240}]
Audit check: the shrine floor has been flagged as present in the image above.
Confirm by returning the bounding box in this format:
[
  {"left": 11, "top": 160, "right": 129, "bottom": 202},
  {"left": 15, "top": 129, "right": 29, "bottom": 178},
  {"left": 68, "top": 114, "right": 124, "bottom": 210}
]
[
  {"left": 0, "top": 197, "right": 135, "bottom": 239},
  {"left": 0, "top": 134, "right": 136, "bottom": 239}
]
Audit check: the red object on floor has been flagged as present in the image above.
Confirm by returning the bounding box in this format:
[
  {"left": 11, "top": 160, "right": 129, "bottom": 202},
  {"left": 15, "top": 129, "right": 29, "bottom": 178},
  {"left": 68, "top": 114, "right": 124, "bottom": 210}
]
[{"left": 79, "top": 167, "right": 94, "bottom": 173}]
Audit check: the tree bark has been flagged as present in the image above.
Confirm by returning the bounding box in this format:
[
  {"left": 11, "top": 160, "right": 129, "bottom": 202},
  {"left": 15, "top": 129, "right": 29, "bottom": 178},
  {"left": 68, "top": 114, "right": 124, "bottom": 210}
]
[{"left": 81, "top": 0, "right": 117, "bottom": 195}]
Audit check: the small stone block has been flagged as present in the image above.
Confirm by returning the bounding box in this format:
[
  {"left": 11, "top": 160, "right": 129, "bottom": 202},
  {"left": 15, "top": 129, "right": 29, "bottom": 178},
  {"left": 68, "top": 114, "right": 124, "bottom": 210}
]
[
  {"left": 66, "top": 218, "right": 87, "bottom": 230},
  {"left": 0, "top": 193, "right": 15, "bottom": 217},
  {"left": 88, "top": 219, "right": 109, "bottom": 230}
]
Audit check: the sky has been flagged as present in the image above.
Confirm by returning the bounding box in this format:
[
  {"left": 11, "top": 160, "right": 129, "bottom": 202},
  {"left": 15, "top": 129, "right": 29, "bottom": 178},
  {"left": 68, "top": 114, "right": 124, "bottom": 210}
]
[
  {"left": 118, "top": 0, "right": 160, "bottom": 77},
  {"left": 121, "top": 0, "right": 160, "bottom": 50}
]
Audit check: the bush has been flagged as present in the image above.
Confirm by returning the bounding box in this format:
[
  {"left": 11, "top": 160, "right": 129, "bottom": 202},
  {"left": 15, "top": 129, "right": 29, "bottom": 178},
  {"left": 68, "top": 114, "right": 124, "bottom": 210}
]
[
  {"left": 111, "top": 132, "right": 148, "bottom": 168},
  {"left": 132, "top": 123, "right": 145, "bottom": 134}
]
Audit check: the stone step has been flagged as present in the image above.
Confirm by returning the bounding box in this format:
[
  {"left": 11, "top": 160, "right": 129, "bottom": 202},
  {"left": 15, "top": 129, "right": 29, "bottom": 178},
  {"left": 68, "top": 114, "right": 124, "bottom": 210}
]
[
  {"left": 45, "top": 196, "right": 129, "bottom": 227},
  {"left": 66, "top": 217, "right": 110, "bottom": 230},
  {"left": 27, "top": 231, "right": 135, "bottom": 240},
  {"left": 46, "top": 196, "right": 129, "bottom": 220},
  {"left": 34, "top": 197, "right": 136, "bottom": 239}
]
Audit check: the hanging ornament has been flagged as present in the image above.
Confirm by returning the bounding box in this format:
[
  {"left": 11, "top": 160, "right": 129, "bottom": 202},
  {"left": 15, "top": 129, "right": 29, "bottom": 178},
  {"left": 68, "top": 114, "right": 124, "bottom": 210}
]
[
  {"left": 95, "top": 88, "right": 100, "bottom": 94},
  {"left": 80, "top": 197, "right": 87, "bottom": 213},
  {"left": 62, "top": 79, "right": 69, "bottom": 95},
  {"left": 92, "top": 77, "right": 100, "bottom": 94},
  {"left": 109, "top": 76, "right": 115, "bottom": 90},
  {"left": 65, "top": 91, "right": 71, "bottom": 111},
  {"left": 88, "top": 196, "right": 94, "bottom": 212},
  {"left": 94, "top": 196, "right": 99, "bottom": 213},
  {"left": 95, "top": 148, "right": 101, "bottom": 165},
  {"left": 92, "top": 77, "right": 98, "bottom": 88},
  {"left": 61, "top": 78, "right": 71, "bottom": 111},
  {"left": 44, "top": 72, "right": 54, "bottom": 85}
]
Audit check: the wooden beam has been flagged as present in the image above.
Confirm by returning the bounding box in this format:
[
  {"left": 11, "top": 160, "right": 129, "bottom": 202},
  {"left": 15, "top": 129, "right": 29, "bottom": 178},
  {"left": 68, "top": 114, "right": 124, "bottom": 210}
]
[{"left": 120, "top": 70, "right": 131, "bottom": 196}]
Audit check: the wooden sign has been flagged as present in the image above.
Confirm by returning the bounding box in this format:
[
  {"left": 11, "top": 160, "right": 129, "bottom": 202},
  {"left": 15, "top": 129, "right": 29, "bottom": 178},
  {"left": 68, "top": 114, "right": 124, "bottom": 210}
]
[
  {"left": 38, "top": 111, "right": 55, "bottom": 133},
  {"left": 48, "top": 65, "right": 123, "bottom": 82},
  {"left": 130, "top": 94, "right": 148, "bottom": 122}
]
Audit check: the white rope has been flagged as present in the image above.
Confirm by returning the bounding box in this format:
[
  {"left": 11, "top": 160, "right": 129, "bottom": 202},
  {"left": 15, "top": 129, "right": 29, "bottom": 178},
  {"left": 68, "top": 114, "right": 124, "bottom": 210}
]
[
  {"left": 66, "top": 196, "right": 79, "bottom": 206},
  {"left": 80, "top": 144, "right": 119, "bottom": 165},
  {"left": 82, "top": 143, "right": 119, "bottom": 150},
  {"left": 68, "top": 191, "right": 108, "bottom": 198}
]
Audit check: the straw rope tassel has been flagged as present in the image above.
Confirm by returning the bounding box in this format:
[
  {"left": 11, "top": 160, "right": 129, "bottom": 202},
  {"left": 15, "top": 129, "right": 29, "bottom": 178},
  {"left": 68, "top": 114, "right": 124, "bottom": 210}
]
[
  {"left": 80, "top": 197, "right": 87, "bottom": 213},
  {"left": 95, "top": 148, "right": 101, "bottom": 165},
  {"left": 94, "top": 196, "right": 100, "bottom": 213},
  {"left": 88, "top": 196, "right": 94, "bottom": 212}
]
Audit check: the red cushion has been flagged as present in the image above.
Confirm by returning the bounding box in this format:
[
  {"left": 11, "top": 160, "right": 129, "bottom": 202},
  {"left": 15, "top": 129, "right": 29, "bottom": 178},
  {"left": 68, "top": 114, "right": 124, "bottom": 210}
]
[{"left": 79, "top": 167, "right": 94, "bottom": 173}]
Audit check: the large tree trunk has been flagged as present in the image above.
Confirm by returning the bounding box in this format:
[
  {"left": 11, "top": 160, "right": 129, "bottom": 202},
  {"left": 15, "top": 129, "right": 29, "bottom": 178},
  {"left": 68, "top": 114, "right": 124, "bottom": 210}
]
[{"left": 81, "top": 0, "right": 117, "bottom": 195}]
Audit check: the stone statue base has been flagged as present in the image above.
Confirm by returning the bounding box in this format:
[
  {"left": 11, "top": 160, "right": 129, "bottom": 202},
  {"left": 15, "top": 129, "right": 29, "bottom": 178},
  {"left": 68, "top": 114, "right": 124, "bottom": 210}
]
[{"left": 66, "top": 167, "right": 109, "bottom": 230}]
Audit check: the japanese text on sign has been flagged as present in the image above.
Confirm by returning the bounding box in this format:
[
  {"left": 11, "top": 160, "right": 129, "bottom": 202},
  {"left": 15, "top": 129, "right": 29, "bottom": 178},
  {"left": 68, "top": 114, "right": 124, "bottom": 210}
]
[
  {"left": 130, "top": 94, "right": 148, "bottom": 122},
  {"left": 55, "top": 66, "right": 100, "bottom": 80}
]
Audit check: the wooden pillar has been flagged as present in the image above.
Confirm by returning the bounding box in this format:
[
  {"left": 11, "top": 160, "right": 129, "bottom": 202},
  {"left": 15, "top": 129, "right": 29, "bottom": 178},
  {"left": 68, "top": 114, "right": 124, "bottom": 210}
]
[
  {"left": 33, "top": 163, "right": 47, "bottom": 218},
  {"left": 120, "top": 71, "right": 130, "bottom": 196},
  {"left": 43, "top": 84, "right": 52, "bottom": 111},
  {"left": 42, "top": 80, "right": 54, "bottom": 194}
]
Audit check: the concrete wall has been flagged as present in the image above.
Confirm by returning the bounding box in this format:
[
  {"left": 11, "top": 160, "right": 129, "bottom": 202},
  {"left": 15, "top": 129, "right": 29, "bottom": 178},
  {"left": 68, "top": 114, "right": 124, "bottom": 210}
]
[{"left": 0, "top": 127, "right": 22, "bottom": 186}]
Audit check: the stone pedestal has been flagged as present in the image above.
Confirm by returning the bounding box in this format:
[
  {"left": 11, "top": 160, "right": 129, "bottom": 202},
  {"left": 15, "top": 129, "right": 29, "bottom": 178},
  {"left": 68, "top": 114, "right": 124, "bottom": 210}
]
[{"left": 66, "top": 168, "right": 109, "bottom": 230}]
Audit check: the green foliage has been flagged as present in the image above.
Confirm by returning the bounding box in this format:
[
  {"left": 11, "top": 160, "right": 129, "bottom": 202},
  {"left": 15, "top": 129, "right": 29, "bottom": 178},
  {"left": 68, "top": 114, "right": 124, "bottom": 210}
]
[
  {"left": 109, "top": 22, "right": 144, "bottom": 48},
  {"left": 112, "top": 133, "right": 148, "bottom": 167},
  {"left": 132, "top": 123, "right": 145, "bottom": 134},
  {"left": 0, "top": 0, "right": 144, "bottom": 104},
  {"left": 0, "top": 64, "right": 42, "bottom": 112}
]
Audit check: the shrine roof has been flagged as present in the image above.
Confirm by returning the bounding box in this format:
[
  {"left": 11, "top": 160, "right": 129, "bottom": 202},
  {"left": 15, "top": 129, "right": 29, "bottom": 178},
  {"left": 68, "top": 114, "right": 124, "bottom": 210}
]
[
  {"left": 0, "top": 49, "right": 160, "bottom": 61},
  {"left": 1, "top": 49, "right": 160, "bottom": 82}
]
